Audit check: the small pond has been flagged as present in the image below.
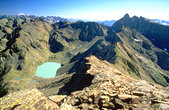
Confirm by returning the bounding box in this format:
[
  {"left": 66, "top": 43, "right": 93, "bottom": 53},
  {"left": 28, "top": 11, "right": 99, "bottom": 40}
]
[{"left": 35, "top": 62, "right": 61, "bottom": 78}]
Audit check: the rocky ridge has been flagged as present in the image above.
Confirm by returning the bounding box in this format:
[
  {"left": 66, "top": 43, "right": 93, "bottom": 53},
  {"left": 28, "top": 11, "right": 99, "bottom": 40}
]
[{"left": 1, "top": 56, "right": 169, "bottom": 110}]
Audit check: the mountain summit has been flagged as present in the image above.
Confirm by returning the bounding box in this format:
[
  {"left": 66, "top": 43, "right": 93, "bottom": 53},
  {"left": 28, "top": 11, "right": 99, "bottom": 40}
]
[{"left": 123, "top": 13, "right": 130, "bottom": 19}]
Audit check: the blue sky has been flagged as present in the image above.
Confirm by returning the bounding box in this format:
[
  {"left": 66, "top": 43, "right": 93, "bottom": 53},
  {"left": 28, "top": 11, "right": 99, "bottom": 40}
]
[{"left": 0, "top": 0, "right": 169, "bottom": 21}]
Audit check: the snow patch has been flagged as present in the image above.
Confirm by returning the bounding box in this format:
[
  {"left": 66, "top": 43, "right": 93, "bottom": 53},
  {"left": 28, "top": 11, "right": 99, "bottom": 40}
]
[
  {"left": 134, "top": 39, "right": 141, "bottom": 42},
  {"left": 164, "top": 48, "right": 167, "bottom": 52},
  {"left": 162, "top": 23, "right": 168, "bottom": 25},
  {"left": 18, "top": 13, "right": 25, "bottom": 16}
]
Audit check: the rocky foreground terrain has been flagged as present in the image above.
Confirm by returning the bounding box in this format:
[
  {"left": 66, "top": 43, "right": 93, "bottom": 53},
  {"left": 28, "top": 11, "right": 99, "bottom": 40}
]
[{"left": 1, "top": 56, "right": 169, "bottom": 110}]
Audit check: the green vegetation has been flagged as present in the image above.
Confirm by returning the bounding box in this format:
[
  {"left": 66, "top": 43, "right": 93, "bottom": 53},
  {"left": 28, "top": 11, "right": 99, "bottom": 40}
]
[
  {"left": 0, "top": 15, "right": 169, "bottom": 97},
  {"left": 114, "top": 27, "right": 169, "bottom": 86},
  {"left": 0, "top": 16, "right": 107, "bottom": 96},
  {"left": 114, "top": 43, "right": 141, "bottom": 79}
]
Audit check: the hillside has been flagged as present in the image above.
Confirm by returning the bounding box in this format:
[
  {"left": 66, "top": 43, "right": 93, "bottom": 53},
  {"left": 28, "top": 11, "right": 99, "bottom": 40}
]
[
  {"left": 0, "top": 16, "right": 107, "bottom": 96},
  {"left": 0, "top": 15, "right": 169, "bottom": 109}
]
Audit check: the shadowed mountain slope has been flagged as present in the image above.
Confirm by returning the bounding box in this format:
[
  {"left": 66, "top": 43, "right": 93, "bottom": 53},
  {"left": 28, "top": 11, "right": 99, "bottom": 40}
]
[{"left": 112, "top": 14, "right": 169, "bottom": 54}]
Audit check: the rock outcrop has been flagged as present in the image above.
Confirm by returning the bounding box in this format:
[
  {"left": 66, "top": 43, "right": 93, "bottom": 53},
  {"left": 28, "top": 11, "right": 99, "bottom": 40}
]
[
  {"left": 54, "top": 56, "right": 169, "bottom": 110},
  {"left": 0, "top": 89, "right": 59, "bottom": 110}
]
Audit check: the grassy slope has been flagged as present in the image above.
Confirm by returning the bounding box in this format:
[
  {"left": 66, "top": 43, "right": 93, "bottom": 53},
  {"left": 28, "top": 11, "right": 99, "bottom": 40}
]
[
  {"left": 113, "top": 26, "right": 169, "bottom": 86},
  {"left": 0, "top": 18, "right": 108, "bottom": 95},
  {"left": 1, "top": 19, "right": 53, "bottom": 93}
]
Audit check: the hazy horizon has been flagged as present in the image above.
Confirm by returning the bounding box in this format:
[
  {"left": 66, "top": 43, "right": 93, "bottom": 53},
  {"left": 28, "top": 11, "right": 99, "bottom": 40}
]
[{"left": 0, "top": 0, "right": 169, "bottom": 21}]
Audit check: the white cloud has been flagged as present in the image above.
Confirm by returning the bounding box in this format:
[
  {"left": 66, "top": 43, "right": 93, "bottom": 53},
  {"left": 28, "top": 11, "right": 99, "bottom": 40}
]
[
  {"left": 18, "top": 13, "right": 25, "bottom": 16},
  {"left": 162, "top": 23, "right": 167, "bottom": 25}
]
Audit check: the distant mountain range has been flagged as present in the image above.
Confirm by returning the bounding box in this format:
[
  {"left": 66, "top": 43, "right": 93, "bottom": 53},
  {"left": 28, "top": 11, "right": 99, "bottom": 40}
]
[
  {"left": 97, "top": 19, "right": 169, "bottom": 26},
  {"left": 68, "top": 18, "right": 169, "bottom": 27},
  {"left": 68, "top": 18, "right": 116, "bottom": 26},
  {"left": 152, "top": 19, "right": 169, "bottom": 25},
  {"left": 0, "top": 15, "right": 67, "bottom": 24},
  {"left": 1, "top": 14, "right": 169, "bottom": 26},
  {"left": 96, "top": 20, "right": 116, "bottom": 26}
]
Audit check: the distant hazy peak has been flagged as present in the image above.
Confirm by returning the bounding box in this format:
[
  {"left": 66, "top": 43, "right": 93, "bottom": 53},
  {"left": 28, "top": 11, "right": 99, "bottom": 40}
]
[{"left": 123, "top": 13, "right": 130, "bottom": 19}]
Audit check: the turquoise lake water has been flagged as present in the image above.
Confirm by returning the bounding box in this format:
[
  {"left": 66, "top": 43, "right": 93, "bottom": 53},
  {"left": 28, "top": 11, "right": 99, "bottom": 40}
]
[{"left": 35, "top": 62, "right": 61, "bottom": 78}]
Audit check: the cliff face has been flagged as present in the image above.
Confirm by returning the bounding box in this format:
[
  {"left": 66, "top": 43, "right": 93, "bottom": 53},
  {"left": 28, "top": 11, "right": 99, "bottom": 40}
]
[{"left": 1, "top": 56, "right": 169, "bottom": 110}]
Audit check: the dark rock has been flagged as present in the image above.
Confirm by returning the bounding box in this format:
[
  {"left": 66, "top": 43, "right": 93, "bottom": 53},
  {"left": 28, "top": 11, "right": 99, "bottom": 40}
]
[
  {"left": 133, "top": 91, "right": 145, "bottom": 96},
  {"left": 102, "top": 102, "right": 115, "bottom": 109},
  {"left": 71, "top": 21, "right": 105, "bottom": 42},
  {"left": 131, "top": 98, "right": 141, "bottom": 104},
  {"left": 113, "top": 98, "right": 125, "bottom": 109},
  {"left": 153, "top": 104, "right": 169, "bottom": 110},
  {"left": 133, "top": 105, "right": 152, "bottom": 110}
]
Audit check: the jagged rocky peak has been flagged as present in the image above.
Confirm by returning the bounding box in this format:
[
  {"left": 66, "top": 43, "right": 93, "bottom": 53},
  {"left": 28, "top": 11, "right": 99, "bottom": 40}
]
[
  {"left": 123, "top": 13, "right": 130, "bottom": 19},
  {"left": 122, "top": 14, "right": 144, "bottom": 21},
  {"left": 112, "top": 14, "right": 150, "bottom": 31}
]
